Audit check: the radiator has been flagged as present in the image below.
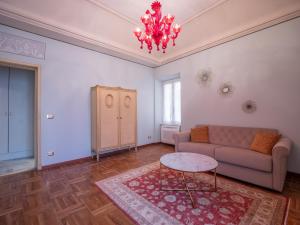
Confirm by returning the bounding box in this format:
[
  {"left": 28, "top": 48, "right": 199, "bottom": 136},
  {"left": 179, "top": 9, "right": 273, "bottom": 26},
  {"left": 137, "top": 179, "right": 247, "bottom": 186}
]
[{"left": 161, "top": 125, "right": 181, "bottom": 145}]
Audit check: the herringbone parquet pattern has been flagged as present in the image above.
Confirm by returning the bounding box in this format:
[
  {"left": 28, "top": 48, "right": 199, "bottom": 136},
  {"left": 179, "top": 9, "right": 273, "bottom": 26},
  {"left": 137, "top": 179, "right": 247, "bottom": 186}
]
[{"left": 0, "top": 144, "right": 299, "bottom": 225}]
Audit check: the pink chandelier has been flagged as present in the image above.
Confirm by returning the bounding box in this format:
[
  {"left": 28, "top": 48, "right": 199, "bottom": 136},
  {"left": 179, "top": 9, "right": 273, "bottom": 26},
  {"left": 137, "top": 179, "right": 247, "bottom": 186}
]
[{"left": 133, "top": 1, "right": 181, "bottom": 54}]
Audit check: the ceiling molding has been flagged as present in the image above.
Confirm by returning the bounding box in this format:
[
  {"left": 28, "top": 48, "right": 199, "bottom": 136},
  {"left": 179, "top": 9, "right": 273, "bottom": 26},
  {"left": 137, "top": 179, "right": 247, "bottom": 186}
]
[
  {"left": 0, "top": 1, "right": 299, "bottom": 68},
  {"left": 85, "top": 0, "right": 228, "bottom": 27},
  {"left": 0, "top": 2, "right": 159, "bottom": 67},
  {"left": 181, "top": 0, "right": 229, "bottom": 25},
  {"left": 160, "top": 10, "right": 300, "bottom": 66},
  {"left": 86, "top": 0, "right": 139, "bottom": 26}
]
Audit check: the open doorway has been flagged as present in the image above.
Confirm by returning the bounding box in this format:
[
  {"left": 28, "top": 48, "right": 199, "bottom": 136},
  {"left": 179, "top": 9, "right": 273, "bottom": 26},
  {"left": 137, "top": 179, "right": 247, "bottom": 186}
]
[{"left": 0, "top": 60, "right": 40, "bottom": 176}]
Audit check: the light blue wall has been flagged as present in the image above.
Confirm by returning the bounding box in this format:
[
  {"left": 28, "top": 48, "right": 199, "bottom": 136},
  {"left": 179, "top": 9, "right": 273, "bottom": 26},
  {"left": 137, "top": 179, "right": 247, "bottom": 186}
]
[
  {"left": 155, "top": 18, "right": 300, "bottom": 173},
  {"left": 0, "top": 25, "right": 155, "bottom": 166}
]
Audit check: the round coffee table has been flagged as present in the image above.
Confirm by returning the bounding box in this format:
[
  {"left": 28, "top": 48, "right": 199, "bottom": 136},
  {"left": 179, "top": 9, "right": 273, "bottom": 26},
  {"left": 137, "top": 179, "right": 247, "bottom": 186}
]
[{"left": 159, "top": 152, "right": 218, "bottom": 208}]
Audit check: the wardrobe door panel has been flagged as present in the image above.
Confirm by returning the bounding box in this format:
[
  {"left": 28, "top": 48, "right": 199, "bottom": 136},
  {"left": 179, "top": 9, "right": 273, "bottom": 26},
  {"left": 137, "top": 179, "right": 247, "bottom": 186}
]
[
  {"left": 120, "top": 91, "right": 136, "bottom": 146},
  {"left": 0, "top": 66, "right": 9, "bottom": 155},
  {"left": 8, "top": 68, "right": 34, "bottom": 157},
  {"left": 99, "top": 88, "right": 119, "bottom": 149}
]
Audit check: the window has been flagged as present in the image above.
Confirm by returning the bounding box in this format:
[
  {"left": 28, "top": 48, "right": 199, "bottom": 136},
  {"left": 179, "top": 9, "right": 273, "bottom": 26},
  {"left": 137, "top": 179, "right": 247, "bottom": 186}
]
[{"left": 163, "top": 79, "right": 181, "bottom": 124}]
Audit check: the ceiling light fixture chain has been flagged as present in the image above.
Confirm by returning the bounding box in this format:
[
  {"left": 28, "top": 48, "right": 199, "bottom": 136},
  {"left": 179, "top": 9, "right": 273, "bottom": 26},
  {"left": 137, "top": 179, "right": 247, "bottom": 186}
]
[{"left": 133, "top": 1, "right": 181, "bottom": 54}]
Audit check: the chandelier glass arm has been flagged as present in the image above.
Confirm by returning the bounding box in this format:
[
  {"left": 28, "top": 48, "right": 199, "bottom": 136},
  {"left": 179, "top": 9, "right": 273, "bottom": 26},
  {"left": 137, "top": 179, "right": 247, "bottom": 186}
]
[{"left": 133, "top": 1, "right": 181, "bottom": 54}]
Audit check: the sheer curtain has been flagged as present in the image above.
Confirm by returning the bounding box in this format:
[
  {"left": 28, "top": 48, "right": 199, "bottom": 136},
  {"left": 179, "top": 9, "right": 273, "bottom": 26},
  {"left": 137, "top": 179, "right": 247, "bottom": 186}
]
[
  {"left": 163, "top": 79, "right": 181, "bottom": 124},
  {"left": 173, "top": 81, "right": 181, "bottom": 123}
]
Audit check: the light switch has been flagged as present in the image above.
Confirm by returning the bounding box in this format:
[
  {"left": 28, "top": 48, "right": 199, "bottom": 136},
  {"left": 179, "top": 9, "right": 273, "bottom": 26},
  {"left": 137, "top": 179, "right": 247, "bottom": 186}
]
[
  {"left": 48, "top": 151, "right": 54, "bottom": 156},
  {"left": 46, "top": 113, "right": 55, "bottom": 119}
]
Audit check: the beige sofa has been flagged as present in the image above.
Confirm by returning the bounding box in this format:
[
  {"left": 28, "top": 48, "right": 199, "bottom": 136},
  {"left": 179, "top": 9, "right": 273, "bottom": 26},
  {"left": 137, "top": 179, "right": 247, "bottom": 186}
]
[{"left": 173, "top": 125, "right": 292, "bottom": 192}]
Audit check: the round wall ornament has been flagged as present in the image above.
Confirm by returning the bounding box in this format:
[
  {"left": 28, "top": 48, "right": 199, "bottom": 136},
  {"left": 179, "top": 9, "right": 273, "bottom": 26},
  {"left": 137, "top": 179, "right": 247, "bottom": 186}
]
[
  {"left": 196, "top": 69, "right": 212, "bottom": 86},
  {"left": 219, "top": 82, "right": 234, "bottom": 97},
  {"left": 242, "top": 100, "right": 257, "bottom": 113}
]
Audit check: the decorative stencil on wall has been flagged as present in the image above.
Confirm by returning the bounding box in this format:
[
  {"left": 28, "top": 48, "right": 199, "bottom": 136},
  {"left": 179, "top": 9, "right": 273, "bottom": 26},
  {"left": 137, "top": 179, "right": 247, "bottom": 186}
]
[
  {"left": 0, "top": 31, "right": 46, "bottom": 59},
  {"left": 196, "top": 69, "right": 212, "bottom": 86},
  {"left": 219, "top": 82, "right": 234, "bottom": 97},
  {"left": 242, "top": 100, "right": 257, "bottom": 113}
]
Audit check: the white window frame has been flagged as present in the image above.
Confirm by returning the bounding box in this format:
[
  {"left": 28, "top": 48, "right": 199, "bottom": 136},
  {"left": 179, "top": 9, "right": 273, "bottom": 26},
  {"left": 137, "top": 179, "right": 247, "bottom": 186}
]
[{"left": 162, "top": 78, "right": 181, "bottom": 125}]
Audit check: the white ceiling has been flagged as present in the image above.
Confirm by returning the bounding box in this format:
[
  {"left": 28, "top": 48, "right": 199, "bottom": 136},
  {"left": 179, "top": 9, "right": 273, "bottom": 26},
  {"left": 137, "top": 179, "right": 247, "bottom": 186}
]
[
  {"left": 92, "top": 0, "right": 224, "bottom": 25},
  {"left": 0, "top": 0, "right": 299, "bottom": 67}
]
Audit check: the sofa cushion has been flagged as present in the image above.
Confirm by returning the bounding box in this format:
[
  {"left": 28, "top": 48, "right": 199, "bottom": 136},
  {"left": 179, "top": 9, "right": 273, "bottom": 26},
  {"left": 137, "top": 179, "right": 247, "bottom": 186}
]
[
  {"left": 178, "top": 142, "right": 221, "bottom": 157},
  {"left": 206, "top": 125, "right": 278, "bottom": 149},
  {"left": 191, "top": 126, "right": 209, "bottom": 143},
  {"left": 250, "top": 132, "right": 281, "bottom": 155},
  {"left": 215, "top": 146, "right": 272, "bottom": 172}
]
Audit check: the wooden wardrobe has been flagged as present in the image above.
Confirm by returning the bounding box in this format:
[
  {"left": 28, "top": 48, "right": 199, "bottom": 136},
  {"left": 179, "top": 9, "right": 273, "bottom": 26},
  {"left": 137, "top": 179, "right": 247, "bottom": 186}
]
[{"left": 91, "top": 85, "right": 137, "bottom": 161}]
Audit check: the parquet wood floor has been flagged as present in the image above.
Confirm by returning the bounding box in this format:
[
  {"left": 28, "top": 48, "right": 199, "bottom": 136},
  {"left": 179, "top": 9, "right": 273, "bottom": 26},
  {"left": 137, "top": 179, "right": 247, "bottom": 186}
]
[{"left": 0, "top": 144, "right": 299, "bottom": 225}]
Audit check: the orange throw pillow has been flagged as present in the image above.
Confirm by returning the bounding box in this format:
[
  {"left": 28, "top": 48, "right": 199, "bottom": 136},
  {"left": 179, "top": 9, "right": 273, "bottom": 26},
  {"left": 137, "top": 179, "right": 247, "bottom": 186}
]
[
  {"left": 250, "top": 132, "right": 281, "bottom": 155},
  {"left": 191, "top": 126, "right": 209, "bottom": 143}
]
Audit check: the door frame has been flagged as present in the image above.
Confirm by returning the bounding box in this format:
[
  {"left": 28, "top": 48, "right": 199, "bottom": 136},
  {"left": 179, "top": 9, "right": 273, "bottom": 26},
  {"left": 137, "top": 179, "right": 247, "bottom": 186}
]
[{"left": 0, "top": 59, "right": 41, "bottom": 170}]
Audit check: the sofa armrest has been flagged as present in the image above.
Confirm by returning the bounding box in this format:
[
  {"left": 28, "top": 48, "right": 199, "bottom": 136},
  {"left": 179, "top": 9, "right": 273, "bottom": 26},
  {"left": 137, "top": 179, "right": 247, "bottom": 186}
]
[
  {"left": 173, "top": 132, "right": 191, "bottom": 152},
  {"left": 272, "top": 137, "right": 292, "bottom": 191}
]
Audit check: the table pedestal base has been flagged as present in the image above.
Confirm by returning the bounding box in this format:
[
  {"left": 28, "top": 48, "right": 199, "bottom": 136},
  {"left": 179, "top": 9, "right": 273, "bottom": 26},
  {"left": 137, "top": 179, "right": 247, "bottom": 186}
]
[{"left": 159, "top": 163, "right": 217, "bottom": 208}]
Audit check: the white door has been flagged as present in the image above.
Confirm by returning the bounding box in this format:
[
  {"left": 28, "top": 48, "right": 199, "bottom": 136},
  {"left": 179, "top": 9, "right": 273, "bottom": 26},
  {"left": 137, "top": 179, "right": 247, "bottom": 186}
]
[
  {"left": 7, "top": 68, "right": 34, "bottom": 159},
  {"left": 0, "top": 66, "right": 9, "bottom": 155},
  {"left": 99, "top": 88, "right": 120, "bottom": 149},
  {"left": 120, "top": 90, "right": 136, "bottom": 146}
]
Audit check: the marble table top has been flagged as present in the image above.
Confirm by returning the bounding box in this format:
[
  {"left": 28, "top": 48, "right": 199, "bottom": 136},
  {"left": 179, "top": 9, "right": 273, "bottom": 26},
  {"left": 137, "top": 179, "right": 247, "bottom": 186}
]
[{"left": 160, "top": 152, "right": 218, "bottom": 173}]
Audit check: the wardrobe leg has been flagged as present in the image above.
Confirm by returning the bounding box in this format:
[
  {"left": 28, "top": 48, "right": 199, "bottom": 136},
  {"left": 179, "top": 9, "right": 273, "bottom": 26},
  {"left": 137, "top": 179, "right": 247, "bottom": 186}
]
[
  {"left": 135, "top": 146, "right": 138, "bottom": 151},
  {"left": 97, "top": 153, "right": 99, "bottom": 162}
]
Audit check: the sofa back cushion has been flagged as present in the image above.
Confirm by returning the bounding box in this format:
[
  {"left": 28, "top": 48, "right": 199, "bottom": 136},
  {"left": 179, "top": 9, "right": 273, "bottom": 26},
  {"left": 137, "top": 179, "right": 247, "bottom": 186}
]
[
  {"left": 196, "top": 125, "right": 278, "bottom": 149},
  {"left": 250, "top": 132, "right": 281, "bottom": 155},
  {"left": 191, "top": 126, "right": 209, "bottom": 143}
]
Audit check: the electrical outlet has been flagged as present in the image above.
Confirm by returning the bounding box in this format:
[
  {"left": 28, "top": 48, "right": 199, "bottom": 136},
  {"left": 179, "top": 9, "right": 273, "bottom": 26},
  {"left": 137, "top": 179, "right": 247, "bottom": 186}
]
[
  {"left": 148, "top": 136, "right": 152, "bottom": 139},
  {"left": 46, "top": 113, "right": 55, "bottom": 119},
  {"left": 48, "top": 151, "right": 54, "bottom": 156}
]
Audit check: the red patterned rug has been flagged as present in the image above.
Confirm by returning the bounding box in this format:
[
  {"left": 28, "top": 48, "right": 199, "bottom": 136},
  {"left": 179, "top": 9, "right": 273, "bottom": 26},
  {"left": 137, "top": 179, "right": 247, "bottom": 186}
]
[{"left": 95, "top": 162, "right": 289, "bottom": 225}]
